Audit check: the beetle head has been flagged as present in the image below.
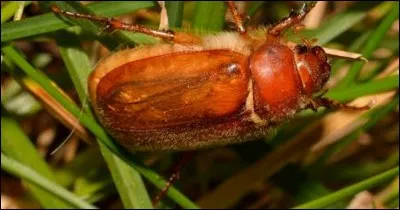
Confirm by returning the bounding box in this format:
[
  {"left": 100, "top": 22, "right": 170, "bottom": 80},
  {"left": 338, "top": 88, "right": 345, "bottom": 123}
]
[{"left": 293, "top": 44, "right": 331, "bottom": 95}]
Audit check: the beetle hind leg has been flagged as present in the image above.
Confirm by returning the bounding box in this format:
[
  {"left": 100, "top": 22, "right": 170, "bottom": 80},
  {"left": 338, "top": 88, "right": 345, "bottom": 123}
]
[
  {"left": 51, "top": 5, "right": 175, "bottom": 41},
  {"left": 51, "top": 5, "right": 205, "bottom": 45},
  {"left": 152, "top": 152, "right": 196, "bottom": 207}
]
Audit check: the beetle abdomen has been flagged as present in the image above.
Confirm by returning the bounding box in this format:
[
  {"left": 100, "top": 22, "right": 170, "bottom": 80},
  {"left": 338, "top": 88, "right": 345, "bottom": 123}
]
[{"left": 110, "top": 114, "right": 274, "bottom": 151}]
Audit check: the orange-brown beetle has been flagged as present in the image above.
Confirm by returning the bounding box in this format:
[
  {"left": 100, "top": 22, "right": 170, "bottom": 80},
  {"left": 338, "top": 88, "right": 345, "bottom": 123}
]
[{"left": 52, "top": 1, "right": 365, "bottom": 152}]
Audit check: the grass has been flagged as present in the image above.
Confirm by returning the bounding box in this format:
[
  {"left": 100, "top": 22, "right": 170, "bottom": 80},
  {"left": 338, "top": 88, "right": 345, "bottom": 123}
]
[{"left": 1, "top": 1, "right": 399, "bottom": 209}]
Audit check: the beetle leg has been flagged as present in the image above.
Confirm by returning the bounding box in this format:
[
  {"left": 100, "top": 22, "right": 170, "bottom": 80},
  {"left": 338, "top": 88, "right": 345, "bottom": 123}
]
[
  {"left": 152, "top": 151, "right": 196, "bottom": 207},
  {"left": 268, "top": 1, "right": 317, "bottom": 36},
  {"left": 307, "top": 97, "right": 371, "bottom": 112},
  {"left": 51, "top": 5, "right": 204, "bottom": 44},
  {"left": 226, "top": 1, "right": 246, "bottom": 33},
  {"left": 51, "top": 5, "right": 175, "bottom": 41}
]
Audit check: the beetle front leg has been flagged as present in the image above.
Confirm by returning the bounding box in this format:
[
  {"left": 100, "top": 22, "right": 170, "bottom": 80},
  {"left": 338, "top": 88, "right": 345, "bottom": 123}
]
[
  {"left": 307, "top": 97, "right": 371, "bottom": 112},
  {"left": 226, "top": 1, "right": 246, "bottom": 33},
  {"left": 268, "top": 1, "right": 317, "bottom": 36}
]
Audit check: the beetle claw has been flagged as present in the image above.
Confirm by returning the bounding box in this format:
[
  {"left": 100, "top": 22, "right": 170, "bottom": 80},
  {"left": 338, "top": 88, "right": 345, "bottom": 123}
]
[
  {"left": 309, "top": 97, "right": 371, "bottom": 112},
  {"left": 97, "top": 24, "right": 114, "bottom": 35}
]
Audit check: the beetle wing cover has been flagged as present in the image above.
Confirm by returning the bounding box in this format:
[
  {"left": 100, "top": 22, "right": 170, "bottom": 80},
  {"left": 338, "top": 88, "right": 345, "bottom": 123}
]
[{"left": 95, "top": 50, "right": 250, "bottom": 130}]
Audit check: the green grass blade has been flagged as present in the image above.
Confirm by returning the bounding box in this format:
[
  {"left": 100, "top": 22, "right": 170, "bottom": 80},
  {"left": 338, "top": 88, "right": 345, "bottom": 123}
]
[
  {"left": 246, "top": 2, "right": 264, "bottom": 18},
  {"left": 1, "top": 1, "right": 32, "bottom": 23},
  {"left": 1, "top": 116, "right": 73, "bottom": 208},
  {"left": 271, "top": 165, "right": 347, "bottom": 208},
  {"left": 166, "top": 2, "right": 184, "bottom": 28},
  {"left": 1, "top": 154, "right": 97, "bottom": 209},
  {"left": 1, "top": 1, "right": 19, "bottom": 22},
  {"left": 192, "top": 1, "right": 226, "bottom": 31},
  {"left": 49, "top": 1, "right": 157, "bottom": 48},
  {"left": 293, "top": 167, "right": 399, "bottom": 209},
  {"left": 1, "top": 79, "right": 42, "bottom": 116},
  {"left": 1, "top": 44, "right": 199, "bottom": 209},
  {"left": 1, "top": 1, "right": 155, "bottom": 43},
  {"left": 304, "top": 2, "right": 388, "bottom": 45},
  {"left": 384, "top": 182, "right": 399, "bottom": 207},
  {"left": 325, "top": 75, "right": 399, "bottom": 102},
  {"left": 286, "top": 2, "right": 380, "bottom": 45},
  {"left": 53, "top": 147, "right": 105, "bottom": 187},
  {"left": 316, "top": 152, "right": 399, "bottom": 182},
  {"left": 99, "top": 144, "right": 153, "bottom": 208},
  {"left": 335, "top": 2, "right": 399, "bottom": 89},
  {"left": 52, "top": 31, "right": 92, "bottom": 103},
  {"left": 54, "top": 31, "right": 153, "bottom": 208},
  {"left": 314, "top": 10, "right": 366, "bottom": 45},
  {"left": 298, "top": 74, "right": 397, "bottom": 119}
]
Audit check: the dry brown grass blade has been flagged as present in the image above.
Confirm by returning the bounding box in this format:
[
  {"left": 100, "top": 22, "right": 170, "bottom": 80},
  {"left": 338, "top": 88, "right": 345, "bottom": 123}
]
[
  {"left": 323, "top": 47, "right": 368, "bottom": 62},
  {"left": 196, "top": 121, "right": 325, "bottom": 208},
  {"left": 346, "top": 191, "right": 384, "bottom": 209},
  {"left": 375, "top": 57, "right": 399, "bottom": 79},
  {"left": 304, "top": 66, "right": 399, "bottom": 164},
  {"left": 157, "top": 1, "right": 169, "bottom": 30},
  {"left": 20, "top": 77, "right": 94, "bottom": 145},
  {"left": 304, "top": 1, "right": 328, "bottom": 29}
]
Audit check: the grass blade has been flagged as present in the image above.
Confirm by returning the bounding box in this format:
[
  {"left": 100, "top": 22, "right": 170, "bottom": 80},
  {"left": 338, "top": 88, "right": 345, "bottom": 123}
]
[
  {"left": 1, "top": 1, "right": 155, "bottom": 43},
  {"left": 99, "top": 145, "right": 153, "bottom": 208},
  {"left": 335, "top": 2, "right": 399, "bottom": 89},
  {"left": 312, "top": 2, "right": 393, "bottom": 45},
  {"left": 54, "top": 31, "right": 153, "bottom": 208},
  {"left": 192, "top": 1, "right": 226, "bottom": 31},
  {"left": 311, "top": 95, "right": 399, "bottom": 169},
  {"left": 1, "top": 154, "right": 97, "bottom": 209},
  {"left": 1, "top": 44, "right": 199, "bottom": 209},
  {"left": 1, "top": 115, "right": 73, "bottom": 208},
  {"left": 314, "top": 10, "right": 366, "bottom": 45},
  {"left": 293, "top": 167, "right": 399, "bottom": 209},
  {"left": 325, "top": 75, "right": 399, "bottom": 102},
  {"left": 246, "top": 2, "right": 264, "bottom": 18},
  {"left": 1, "top": 1, "right": 32, "bottom": 23},
  {"left": 166, "top": 1, "right": 184, "bottom": 28}
]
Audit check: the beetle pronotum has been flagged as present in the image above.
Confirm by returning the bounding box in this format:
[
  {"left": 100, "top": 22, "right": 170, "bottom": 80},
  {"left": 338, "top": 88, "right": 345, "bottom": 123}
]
[{"left": 51, "top": 1, "right": 367, "bottom": 153}]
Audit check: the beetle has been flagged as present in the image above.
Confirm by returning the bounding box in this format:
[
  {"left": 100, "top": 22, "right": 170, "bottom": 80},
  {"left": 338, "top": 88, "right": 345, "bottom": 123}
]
[{"left": 51, "top": 1, "right": 366, "bottom": 152}]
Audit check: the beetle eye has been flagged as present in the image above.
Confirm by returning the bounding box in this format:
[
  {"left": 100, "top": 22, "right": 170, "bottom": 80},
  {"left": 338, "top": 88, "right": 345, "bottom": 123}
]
[
  {"left": 311, "top": 46, "right": 327, "bottom": 62},
  {"left": 295, "top": 44, "right": 308, "bottom": 54}
]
